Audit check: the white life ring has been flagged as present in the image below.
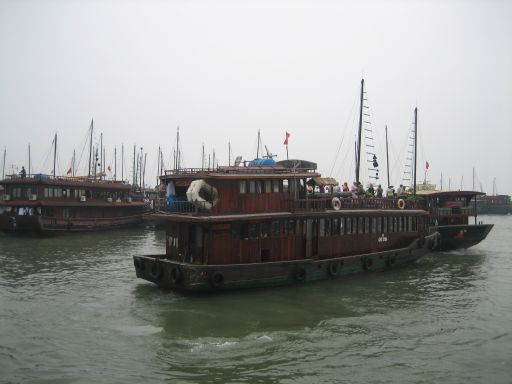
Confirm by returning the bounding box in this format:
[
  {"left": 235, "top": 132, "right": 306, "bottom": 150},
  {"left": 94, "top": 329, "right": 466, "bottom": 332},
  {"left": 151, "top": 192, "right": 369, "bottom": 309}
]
[
  {"left": 186, "top": 179, "right": 219, "bottom": 211},
  {"left": 331, "top": 197, "right": 341, "bottom": 210},
  {"left": 397, "top": 198, "right": 405, "bottom": 210}
]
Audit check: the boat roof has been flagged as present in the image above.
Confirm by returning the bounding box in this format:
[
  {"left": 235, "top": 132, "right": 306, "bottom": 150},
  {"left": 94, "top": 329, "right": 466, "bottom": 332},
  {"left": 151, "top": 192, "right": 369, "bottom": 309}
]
[
  {"left": 161, "top": 166, "right": 320, "bottom": 181},
  {"left": 1, "top": 175, "right": 133, "bottom": 190}
]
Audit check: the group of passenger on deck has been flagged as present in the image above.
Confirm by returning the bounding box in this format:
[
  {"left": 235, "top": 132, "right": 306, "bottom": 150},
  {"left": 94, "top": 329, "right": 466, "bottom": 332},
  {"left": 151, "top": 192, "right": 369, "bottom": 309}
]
[{"left": 310, "top": 180, "right": 409, "bottom": 199}]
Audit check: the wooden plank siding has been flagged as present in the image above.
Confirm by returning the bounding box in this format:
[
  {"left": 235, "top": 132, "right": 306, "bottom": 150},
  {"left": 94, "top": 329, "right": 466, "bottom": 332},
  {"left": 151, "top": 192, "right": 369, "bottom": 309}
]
[
  {"left": 206, "top": 179, "right": 292, "bottom": 215},
  {"left": 168, "top": 213, "right": 427, "bottom": 265}
]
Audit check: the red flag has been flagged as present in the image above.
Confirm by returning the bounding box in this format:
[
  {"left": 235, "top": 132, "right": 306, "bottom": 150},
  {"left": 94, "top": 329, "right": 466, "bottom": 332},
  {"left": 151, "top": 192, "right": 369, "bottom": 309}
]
[
  {"left": 426, "top": 161, "right": 430, "bottom": 170},
  {"left": 283, "top": 131, "right": 290, "bottom": 145},
  {"left": 66, "top": 168, "right": 72, "bottom": 175},
  {"left": 107, "top": 165, "right": 112, "bottom": 172}
]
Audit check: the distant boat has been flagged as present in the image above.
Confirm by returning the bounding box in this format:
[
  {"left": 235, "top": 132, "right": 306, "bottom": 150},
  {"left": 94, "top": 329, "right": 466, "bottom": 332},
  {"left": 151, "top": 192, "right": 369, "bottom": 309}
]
[
  {"left": 0, "top": 174, "right": 150, "bottom": 234},
  {"left": 476, "top": 194, "right": 512, "bottom": 215},
  {"left": 0, "top": 125, "right": 150, "bottom": 234}
]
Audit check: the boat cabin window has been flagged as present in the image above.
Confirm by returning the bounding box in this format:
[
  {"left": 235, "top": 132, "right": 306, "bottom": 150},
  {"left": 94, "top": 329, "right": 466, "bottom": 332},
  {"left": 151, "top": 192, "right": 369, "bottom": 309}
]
[
  {"left": 255, "top": 181, "right": 262, "bottom": 194},
  {"left": 239, "top": 181, "right": 247, "bottom": 194},
  {"left": 12, "top": 187, "right": 22, "bottom": 198},
  {"left": 249, "top": 223, "right": 259, "bottom": 239},
  {"left": 272, "top": 179, "right": 281, "bottom": 193},
  {"left": 346, "top": 217, "right": 352, "bottom": 234},
  {"left": 285, "top": 219, "right": 296, "bottom": 236},
  {"left": 332, "top": 218, "right": 340, "bottom": 235},
  {"left": 240, "top": 223, "right": 249, "bottom": 240},
  {"left": 264, "top": 180, "right": 272, "bottom": 193},
  {"left": 261, "top": 221, "right": 270, "bottom": 238},
  {"left": 271, "top": 220, "right": 280, "bottom": 236},
  {"left": 249, "top": 180, "right": 256, "bottom": 193},
  {"left": 283, "top": 179, "right": 289, "bottom": 192},
  {"left": 319, "top": 218, "right": 325, "bottom": 236}
]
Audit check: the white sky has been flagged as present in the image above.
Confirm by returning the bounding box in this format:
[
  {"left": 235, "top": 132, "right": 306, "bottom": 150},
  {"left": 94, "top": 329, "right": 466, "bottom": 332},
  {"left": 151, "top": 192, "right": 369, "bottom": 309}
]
[{"left": 1, "top": 0, "right": 511, "bottom": 194}]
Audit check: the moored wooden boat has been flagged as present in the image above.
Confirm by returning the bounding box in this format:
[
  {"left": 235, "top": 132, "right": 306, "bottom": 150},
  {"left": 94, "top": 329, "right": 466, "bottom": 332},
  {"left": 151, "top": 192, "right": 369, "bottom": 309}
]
[
  {"left": 476, "top": 194, "right": 512, "bottom": 215},
  {"left": 0, "top": 174, "right": 150, "bottom": 234}
]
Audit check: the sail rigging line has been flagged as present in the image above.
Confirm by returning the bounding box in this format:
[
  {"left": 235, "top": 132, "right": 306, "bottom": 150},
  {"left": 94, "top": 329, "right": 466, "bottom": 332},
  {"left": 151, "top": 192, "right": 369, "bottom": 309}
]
[
  {"left": 328, "top": 94, "right": 358, "bottom": 178},
  {"left": 358, "top": 84, "right": 380, "bottom": 183},
  {"left": 72, "top": 122, "right": 94, "bottom": 177}
]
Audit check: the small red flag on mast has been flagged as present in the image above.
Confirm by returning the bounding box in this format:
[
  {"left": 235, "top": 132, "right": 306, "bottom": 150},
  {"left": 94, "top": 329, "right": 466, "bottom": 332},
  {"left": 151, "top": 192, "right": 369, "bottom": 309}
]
[{"left": 283, "top": 131, "right": 290, "bottom": 145}]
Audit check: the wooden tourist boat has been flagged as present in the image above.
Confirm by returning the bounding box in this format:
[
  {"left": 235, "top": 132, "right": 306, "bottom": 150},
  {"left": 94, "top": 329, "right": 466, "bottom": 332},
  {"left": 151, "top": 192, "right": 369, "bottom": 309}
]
[
  {"left": 133, "top": 158, "right": 439, "bottom": 292},
  {"left": 0, "top": 174, "right": 150, "bottom": 234},
  {"left": 418, "top": 190, "right": 494, "bottom": 251}
]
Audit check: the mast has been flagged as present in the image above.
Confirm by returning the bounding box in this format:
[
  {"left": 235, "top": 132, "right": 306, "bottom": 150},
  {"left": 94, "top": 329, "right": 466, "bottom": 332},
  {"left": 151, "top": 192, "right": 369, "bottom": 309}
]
[
  {"left": 356, "top": 78, "right": 364, "bottom": 184},
  {"left": 142, "top": 152, "right": 147, "bottom": 193},
  {"left": 28, "top": 143, "right": 31, "bottom": 177},
  {"left": 157, "top": 146, "right": 160, "bottom": 186},
  {"left": 2, "top": 148, "right": 6, "bottom": 179},
  {"left": 385, "top": 125, "right": 390, "bottom": 187},
  {"left": 121, "top": 144, "right": 124, "bottom": 181},
  {"left": 413, "top": 107, "right": 418, "bottom": 195},
  {"left": 88, "top": 119, "right": 93, "bottom": 177},
  {"left": 472, "top": 167, "right": 475, "bottom": 191},
  {"left": 53, "top": 133, "right": 57, "bottom": 178},
  {"left": 139, "top": 147, "right": 143, "bottom": 190},
  {"left": 228, "top": 141, "right": 231, "bottom": 166},
  {"left": 132, "top": 144, "right": 136, "bottom": 186},
  {"left": 72, "top": 149, "right": 76, "bottom": 177},
  {"left": 114, "top": 146, "right": 117, "bottom": 181},
  {"left": 160, "top": 148, "right": 164, "bottom": 176},
  {"left": 202, "top": 143, "right": 205, "bottom": 171},
  {"left": 256, "top": 129, "right": 261, "bottom": 159},
  {"left": 175, "top": 127, "right": 180, "bottom": 170},
  {"left": 100, "top": 132, "right": 103, "bottom": 176},
  {"left": 492, "top": 177, "right": 496, "bottom": 195},
  {"left": 94, "top": 147, "right": 99, "bottom": 178}
]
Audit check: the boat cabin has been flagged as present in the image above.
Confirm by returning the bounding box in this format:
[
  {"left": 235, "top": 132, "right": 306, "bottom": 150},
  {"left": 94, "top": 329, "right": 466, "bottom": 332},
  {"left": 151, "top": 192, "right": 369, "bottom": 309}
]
[{"left": 155, "top": 159, "right": 429, "bottom": 266}]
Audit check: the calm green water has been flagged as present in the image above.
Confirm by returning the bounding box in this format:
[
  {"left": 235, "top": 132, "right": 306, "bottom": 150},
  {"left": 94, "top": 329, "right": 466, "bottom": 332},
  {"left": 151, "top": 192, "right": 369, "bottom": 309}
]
[{"left": 1, "top": 216, "right": 511, "bottom": 384}]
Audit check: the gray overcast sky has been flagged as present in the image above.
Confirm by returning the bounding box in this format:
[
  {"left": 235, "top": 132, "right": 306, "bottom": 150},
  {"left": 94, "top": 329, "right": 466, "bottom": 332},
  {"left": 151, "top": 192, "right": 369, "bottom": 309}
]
[{"left": 1, "top": 0, "right": 511, "bottom": 194}]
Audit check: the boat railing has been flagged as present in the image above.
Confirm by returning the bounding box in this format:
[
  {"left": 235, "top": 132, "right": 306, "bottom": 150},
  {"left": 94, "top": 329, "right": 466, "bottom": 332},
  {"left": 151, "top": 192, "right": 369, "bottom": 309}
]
[
  {"left": 163, "top": 168, "right": 209, "bottom": 176},
  {"left": 161, "top": 200, "right": 211, "bottom": 214},
  {"left": 293, "top": 197, "right": 423, "bottom": 212}
]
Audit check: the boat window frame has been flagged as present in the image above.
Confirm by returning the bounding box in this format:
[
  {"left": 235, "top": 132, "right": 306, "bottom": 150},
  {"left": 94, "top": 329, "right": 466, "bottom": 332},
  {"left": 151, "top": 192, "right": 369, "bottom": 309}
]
[
  {"left": 271, "top": 220, "right": 281, "bottom": 237},
  {"left": 264, "top": 180, "right": 272, "bottom": 193},
  {"left": 239, "top": 180, "right": 247, "bottom": 194}
]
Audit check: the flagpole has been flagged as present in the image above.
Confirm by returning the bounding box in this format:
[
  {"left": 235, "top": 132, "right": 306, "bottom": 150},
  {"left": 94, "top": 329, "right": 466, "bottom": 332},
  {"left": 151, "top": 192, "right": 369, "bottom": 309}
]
[{"left": 286, "top": 145, "right": 288, "bottom": 160}]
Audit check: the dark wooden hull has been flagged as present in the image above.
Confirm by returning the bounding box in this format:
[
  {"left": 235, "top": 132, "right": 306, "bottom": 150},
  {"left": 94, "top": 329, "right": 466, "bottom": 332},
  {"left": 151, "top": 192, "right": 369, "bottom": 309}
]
[
  {"left": 0, "top": 214, "right": 145, "bottom": 234},
  {"left": 434, "top": 224, "right": 493, "bottom": 251},
  {"left": 133, "top": 233, "right": 439, "bottom": 292}
]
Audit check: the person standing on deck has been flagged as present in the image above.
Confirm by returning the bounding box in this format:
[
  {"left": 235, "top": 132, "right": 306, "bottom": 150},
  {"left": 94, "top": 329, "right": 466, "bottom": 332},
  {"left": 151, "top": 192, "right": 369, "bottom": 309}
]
[
  {"left": 20, "top": 166, "right": 26, "bottom": 178},
  {"left": 376, "top": 184, "right": 383, "bottom": 198}
]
